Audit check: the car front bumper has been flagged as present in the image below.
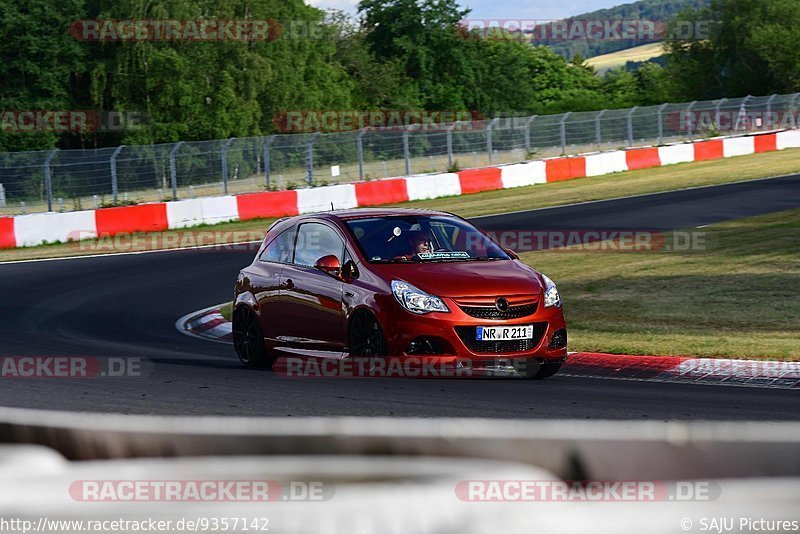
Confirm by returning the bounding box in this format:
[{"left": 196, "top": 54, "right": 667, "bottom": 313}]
[{"left": 379, "top": 295, "right": 568, "bottom": 364}]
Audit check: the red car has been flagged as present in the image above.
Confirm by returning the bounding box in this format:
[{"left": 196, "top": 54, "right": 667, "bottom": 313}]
[{"left": 232, "top": 208, "right": 567, "bottom": 379}]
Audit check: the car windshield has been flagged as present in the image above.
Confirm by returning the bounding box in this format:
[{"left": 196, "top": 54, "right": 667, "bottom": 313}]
[{"left": 345, "top": 215, "right": 511, "bottom": 263}]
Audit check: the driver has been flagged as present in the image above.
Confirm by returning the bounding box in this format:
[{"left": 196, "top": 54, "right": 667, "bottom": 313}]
[{"left": 406, "top": 231, "right": 433, "bottom": 256}]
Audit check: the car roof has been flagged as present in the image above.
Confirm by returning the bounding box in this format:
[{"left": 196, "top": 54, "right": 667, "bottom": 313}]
[{"left": 309, "top": 207, "right": 453, "bottom": 221}]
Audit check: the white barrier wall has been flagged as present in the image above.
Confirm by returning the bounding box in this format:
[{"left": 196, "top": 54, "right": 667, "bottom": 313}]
[
  {"left": 201, "top": 196, "right": 239, "bottom": 224},
  {"left": 166, "top": 199, "right": 205, "bottom": 229},
  {"left": 297, "top": 184, "right": 358, "bottom": 214},
  {"left": 585, "top": 151, "right": 628, "bottom": 177},
  {"left": 658, "top": 144, "right": 695, "bottom": 166},
  {"left": 777, "top": 130, "right": 800, "bottom": 149},
  {"left": 405, "top": 173, "right": 461, "bottom": 201},
  {"left": 14, "top": 211, "right": 97, "bottom": 247},
  {"left": 723, "top": 136, "right": 755, "bottom": 158},
  {"left": 500, "top": 162, "right": 547, "bottom": 188}
]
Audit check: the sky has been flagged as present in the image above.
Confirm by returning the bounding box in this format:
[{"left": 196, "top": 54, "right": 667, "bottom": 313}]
[{"left": 305, "top": 0, "right": 623, "bottom": 21}]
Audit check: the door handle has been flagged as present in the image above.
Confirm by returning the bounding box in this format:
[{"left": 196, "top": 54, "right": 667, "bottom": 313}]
[
  {"left": 283, "top": 279, "right": 294, "bottom": 290},
  {"left": 344, "top": 290, "right": 355, "bottom": 298}
]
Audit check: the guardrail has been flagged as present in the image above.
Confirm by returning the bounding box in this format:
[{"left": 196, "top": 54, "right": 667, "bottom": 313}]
[
  {"left": 1, "top": 407, "right": 799, "bottom": 479},
  {"left": 1, "top": 408, "right": 799, "bottom": 534}
]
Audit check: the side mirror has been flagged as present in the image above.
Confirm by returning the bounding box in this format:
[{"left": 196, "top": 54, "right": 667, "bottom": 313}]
[
  {"left": 342, "top": 259, "right": 360, "bottom": 280},
  {"left": 505, "top": 248, "right": 520, "bottom": 260},
  {"left": 315, "top": 255, "right": 341, "bottom": 277}
]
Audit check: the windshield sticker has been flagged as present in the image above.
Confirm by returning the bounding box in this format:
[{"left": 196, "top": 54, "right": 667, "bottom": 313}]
[{"left": 417, "top": 252, "right": 471, "bottom": 260}]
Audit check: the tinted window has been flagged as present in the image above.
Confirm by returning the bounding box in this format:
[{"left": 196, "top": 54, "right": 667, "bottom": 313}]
[
  {"left": 260, "top": 227, "right": 294, "bottom": 264},
  {"left": 294, "top": 223, "right": 344, "bottom": 267}
]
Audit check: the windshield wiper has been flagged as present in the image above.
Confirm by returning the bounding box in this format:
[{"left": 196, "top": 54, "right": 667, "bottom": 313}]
[{"left": 374, "top": 258, "right": 415, "bottom": 264}]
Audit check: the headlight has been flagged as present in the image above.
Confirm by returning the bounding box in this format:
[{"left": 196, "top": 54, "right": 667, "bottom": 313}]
[
  {"left": 541, "top": 273, "right": 562, "bottom": 308},
  {"left": 392, "top": 280, "right": 450, "bottom": 315}
]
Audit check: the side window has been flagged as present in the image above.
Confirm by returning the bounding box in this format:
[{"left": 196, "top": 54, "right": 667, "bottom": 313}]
[
  {"left": 294, "top": 223, "right": 344, "bottom": 267},
  {"left": 259, "top": 227, "right": 295, "bottom": 264}
]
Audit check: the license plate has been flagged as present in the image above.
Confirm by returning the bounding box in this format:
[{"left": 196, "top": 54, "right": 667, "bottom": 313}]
[{"left": 476, "top": 325, "right": 534, "bottom": 341}]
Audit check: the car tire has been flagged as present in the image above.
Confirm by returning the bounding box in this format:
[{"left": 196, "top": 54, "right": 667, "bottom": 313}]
[
  {"left": 534, "top": 361, "right": 563, "bottom": 380},
  {"left": 349, "top": 311, "right": 388, "bottom": 359},
  {"left": 233, "top": 306, "right": 275, "bottom": 369}
]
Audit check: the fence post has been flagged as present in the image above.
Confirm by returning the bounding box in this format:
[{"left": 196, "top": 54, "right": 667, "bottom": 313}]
[
  {"left": 221, "top": 138, "right": 236, "bottom": 194},
  {"left": 559, "top": 112, "right": 572, "bottom": 154},
  {"left": 357, "top": 128, "right": 367, "bottom": 180},
  {"left": 110, "top": 145, "right": 125, "bottom": 204},
  {"left": 44, "top": 149, "right": 58, "bottom": 212},
  {"left": 765, "top": 94, "right": 778, "bottom": 129},
  {"left": 487, "top": 118, "right": 500, "bottom": 164},
  {"left": 626, "top": 106, "right": 638, "bottom": 147},
  {"left": 169, "top": 141, "right": 184, "bottom": 201},
  {"left": 734, "top": 96, "right": 751, "bottom": 131},
  {"left": 685, "top": 101, "right": 698, "bottom": 138},
  {"left": 714, "top": 98, "right": 727, "bottom": 132},
  {"left": 791, "top": 93, "right": 800, "bottom": 112},
  {"left": 447, "top": 123, "right": 459, "bottom": 168},
  {"left": 403, "top": 128, "right": 411, "bottom": 176},
  {"left": 656, "top": 103, "right": 669, "bottom": 145},
  {"left": 263, "top": 135, "right": 276, "bottom": 189},
  {"left": 306, "top": 133, "right": 320, "bottom": 185},
  {"left": 595, "top": 109, "right": 607, "bottom": 147},
  {"left": 524, "top": 115, "right": 537, "bottom": 155}
]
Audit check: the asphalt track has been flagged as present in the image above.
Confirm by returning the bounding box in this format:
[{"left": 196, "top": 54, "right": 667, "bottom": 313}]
[{"left": 0, "top": 175, "right": 798, "bottom": 419}]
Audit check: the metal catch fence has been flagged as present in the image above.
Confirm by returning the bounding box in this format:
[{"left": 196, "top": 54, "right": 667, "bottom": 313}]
[{"left": 1, "top": 93, "right": 798, "bottom": 215}]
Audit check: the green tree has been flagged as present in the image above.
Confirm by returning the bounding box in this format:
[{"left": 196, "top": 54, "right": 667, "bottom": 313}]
[
  {"left": 0, "top": 0, "right": 87, "bottom": 151},
  {"left": 82, "top": 0, "right": 355, "bottom": 144},
  {"left": 666, "top": 0, "right": 800, "bottom": 98},
  {"left": 358, "top": 0, "right": 474, "bottom": 110}
]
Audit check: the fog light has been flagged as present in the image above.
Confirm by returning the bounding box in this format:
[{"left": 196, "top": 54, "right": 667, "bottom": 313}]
[
  {"left": 548, "top": 329, "right": 568, "bottom": 350},
  {"left": 406, "top": 337, "right": 445, "bottom": 355}
]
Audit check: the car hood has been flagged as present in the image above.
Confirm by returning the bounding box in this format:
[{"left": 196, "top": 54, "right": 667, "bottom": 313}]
[{"left": 372, "top": 260, "right": 544, "bottom": 298}]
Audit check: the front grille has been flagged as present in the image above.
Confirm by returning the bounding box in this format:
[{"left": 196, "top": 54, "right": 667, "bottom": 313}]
[
  {"left": 459, "top": 302, "right": 538, "bottom": 320},
  {"left": 455, "top": 323, "right": 548, "bottom": 354}
]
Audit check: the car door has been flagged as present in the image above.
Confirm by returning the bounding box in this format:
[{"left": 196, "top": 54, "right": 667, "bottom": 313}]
[
  {"left": 247, "top": 225, "right": 296, "bottom": 343},
  {"left": 277, "top": 222, "right": 347, "bottom": 357}
]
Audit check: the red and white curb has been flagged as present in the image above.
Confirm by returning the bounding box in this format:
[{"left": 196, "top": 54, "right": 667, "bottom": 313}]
[
  {"left": 176, "top": 306, "right": 799, "bottom": 388},
  {"left": 562, "top": 353, "right": 800, "bottom": 390},
  {"left": 175, "top": 305, "right": 232, "bottom": 344}
]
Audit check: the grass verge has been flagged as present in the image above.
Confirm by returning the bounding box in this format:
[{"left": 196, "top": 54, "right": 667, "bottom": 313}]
[
  {"left": 525, "top": 209, "right": 799, "bottom": 360},
  {"left": 219, "top": 302, "right": 232, "bottom": 322},
  {"left": 3, "top": 147, "right": 800, "bottom": 263}
]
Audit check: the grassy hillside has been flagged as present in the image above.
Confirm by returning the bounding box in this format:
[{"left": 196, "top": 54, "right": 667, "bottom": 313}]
[
  {"left": 542, "top": 0, "right": 710, "bottom": 59},
  {"left": 586, "top": 42, "right": 666, "bottom": 74}
]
